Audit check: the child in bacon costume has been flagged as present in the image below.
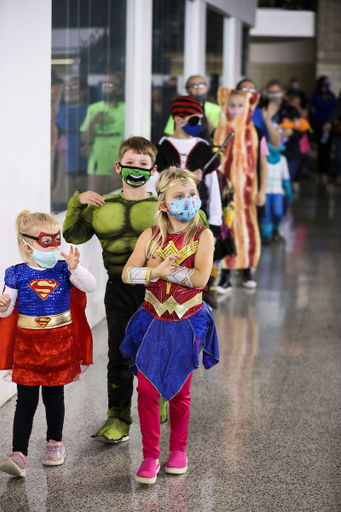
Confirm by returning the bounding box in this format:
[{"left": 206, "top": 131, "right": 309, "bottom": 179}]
[
  {"left": 120, "top": 169, "right": 219, "bottom": 485},
  {"left": 214, "top": 89, "right": 266, "bottom": 289},
  {"left": 0, "top": 211, "right": 96, "bottom": 477}
]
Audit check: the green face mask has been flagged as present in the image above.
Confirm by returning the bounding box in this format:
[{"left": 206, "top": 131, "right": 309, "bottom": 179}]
[{"left": 119, "top": 163, "right": 153, "bottom": 188}]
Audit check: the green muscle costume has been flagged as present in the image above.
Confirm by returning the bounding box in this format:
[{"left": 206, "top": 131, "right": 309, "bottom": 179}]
[
  {"left": 63, "top": 189, "right": 208, "bottom": 442},
  {"left": 63, "top": 191, "right": 159, "bottom": 278}
]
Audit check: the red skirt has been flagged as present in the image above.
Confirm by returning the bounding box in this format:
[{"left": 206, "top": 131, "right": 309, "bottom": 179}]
[{"left": 11, "top": 324, "right": 84, "bottom": 386}]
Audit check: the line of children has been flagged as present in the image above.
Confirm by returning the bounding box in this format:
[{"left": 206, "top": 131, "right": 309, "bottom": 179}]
[{"left": 0, "top": 212, "right": 96, "bottom": 476}]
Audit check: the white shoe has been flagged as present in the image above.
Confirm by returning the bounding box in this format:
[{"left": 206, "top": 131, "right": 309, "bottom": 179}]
[{"left": 242, "top": 279, "right": 257, "bottom": 289}]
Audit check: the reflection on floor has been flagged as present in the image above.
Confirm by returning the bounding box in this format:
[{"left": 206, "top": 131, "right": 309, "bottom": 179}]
[{"left": 1, "top": 179, "right": 341, "bottom": 511}]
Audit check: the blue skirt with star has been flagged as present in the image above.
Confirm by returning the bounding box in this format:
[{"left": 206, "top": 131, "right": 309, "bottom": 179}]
[{"left": 120, "top": 302, "right": 219, "bottom": 401}]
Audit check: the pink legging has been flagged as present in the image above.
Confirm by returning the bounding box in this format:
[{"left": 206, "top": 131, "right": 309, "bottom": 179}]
[{"left": 137, "top": 372, "right": 193, "bottom": 459}]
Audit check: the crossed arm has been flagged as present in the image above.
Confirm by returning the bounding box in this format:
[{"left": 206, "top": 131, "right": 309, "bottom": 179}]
[{"left": 122, "top": 227, "right": 214, "bottom": 289}]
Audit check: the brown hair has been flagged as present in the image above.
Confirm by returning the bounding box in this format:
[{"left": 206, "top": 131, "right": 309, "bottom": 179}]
[
  {"left": 16, "top": 210, "right": 61, "bottom": 264},
  {"left": 118, "top": 136, "right": 157, "bottom": 163},
  {"left": 266, "top": 79, "right": 282, "bottom": 91}
]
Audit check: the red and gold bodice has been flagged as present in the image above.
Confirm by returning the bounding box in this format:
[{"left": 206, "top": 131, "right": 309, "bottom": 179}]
[{"left": 143, "top": 225, "right": 206, "bottom": 321}]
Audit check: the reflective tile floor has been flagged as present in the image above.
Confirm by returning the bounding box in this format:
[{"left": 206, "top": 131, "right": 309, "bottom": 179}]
[{"left": 1, "top": 179, "right": 341, "bottom": 511}]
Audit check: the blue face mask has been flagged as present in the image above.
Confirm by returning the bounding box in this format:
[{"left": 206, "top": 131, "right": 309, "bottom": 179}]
[
  {"left": 181, "top": 115, "right": 202, "bottom": 136},
  {"left": 167, "top": 196, "right": 202, "bottom": 223},
  {"left": 291, "top": 88, "right": 300, "bottom": 94},
  {"left": 24, "top": 240, "right": 61, "bottom": 268},
  {"left": 324, "top": 82, "right": 330, "bottom": 90},
  {"left": 267, "top": 144, "right": 284, "bottom": 165}
]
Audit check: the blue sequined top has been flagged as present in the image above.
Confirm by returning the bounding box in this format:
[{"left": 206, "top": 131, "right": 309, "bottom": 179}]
[{"left": 5, "top": 262, "right": 72, "bottom": 316}]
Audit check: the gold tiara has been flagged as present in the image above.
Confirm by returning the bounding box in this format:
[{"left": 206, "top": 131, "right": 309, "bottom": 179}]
[{"left": 158, "top": 177, "right": 196, "bottom": 195}]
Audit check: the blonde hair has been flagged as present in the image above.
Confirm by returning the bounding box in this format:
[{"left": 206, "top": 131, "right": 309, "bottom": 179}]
[
  {"left": 16, "top": 210, "right": 61, "bottom": 264},
  {"left": 147, "top": 168, "right": 200, "bottom": 259}
]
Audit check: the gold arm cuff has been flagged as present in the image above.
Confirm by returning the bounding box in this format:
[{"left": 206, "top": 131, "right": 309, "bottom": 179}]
[
  {"left": 145, "top": 267, "right": 153, "bottom": 284},
  {"left": 17, "top": 310, "right": 72, "bottom": 330}
]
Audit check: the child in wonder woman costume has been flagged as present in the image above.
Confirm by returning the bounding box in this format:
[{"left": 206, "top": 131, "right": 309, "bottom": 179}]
[
  {"left": 120, "top": 168, "right": 219, "bottom": 485},
  {"left": 0, "top": 211, "right": 96, "bottom": 477}
]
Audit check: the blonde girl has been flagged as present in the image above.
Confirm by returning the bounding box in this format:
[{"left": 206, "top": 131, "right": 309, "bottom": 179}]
[
  {"left": 0, "top": 211, "right": 96, "bottom": 477},
  {"left": 120, "top": 168, "right": 219, "bottom": 485}
]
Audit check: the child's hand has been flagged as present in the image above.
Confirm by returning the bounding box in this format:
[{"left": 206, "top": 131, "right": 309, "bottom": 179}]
[
  {"left": 150, "top": 254, "right": 182, "bottom": 279},
  {"left": 78, "top": 191, "right": 105, "bottom": 207},
  {"left": 61, "top": 245, "right": 80, "bottom": 270},
  {"left": 0, "top": 294, "right": 11, "bottom": 313},
  {"left": 255, "top": 191, "right": 266, "bottom": 207}
]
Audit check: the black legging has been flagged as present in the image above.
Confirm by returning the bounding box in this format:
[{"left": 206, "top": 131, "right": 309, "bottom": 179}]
[{"left": 13, "top": 384, "right": 65, "bottom": 456}]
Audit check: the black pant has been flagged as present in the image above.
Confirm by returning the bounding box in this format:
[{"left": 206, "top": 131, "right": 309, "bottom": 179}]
[
  {"left": 315, "top": 125, "right": 333, "bottom": 175},
  {"left": 13, "top": 384, "right": 64, "bottom": 456},
  {"left": 105, "top": 278, "right": 145, "bottom": 423}
]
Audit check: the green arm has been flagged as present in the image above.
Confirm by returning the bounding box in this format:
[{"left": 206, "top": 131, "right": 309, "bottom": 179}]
[{"left": 63, "top": 192, "right": 95, "bottom": 244}]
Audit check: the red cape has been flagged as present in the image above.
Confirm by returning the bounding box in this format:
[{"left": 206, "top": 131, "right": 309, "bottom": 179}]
[{"left": 0, "top": 287, "right": 93, "bottom": 371}]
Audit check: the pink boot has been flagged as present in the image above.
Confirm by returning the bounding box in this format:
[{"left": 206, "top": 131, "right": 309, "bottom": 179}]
[
  {"left": 135, "top": 458, "right": 160, "bottom": 484},
  {"left": 165, "top": 450, "right": 187, "bottom": 474}
]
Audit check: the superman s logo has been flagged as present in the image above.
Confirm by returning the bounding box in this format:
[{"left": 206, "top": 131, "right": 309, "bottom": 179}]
[{"left": 29, "top": 280, "right": 59, "bottom": 300}]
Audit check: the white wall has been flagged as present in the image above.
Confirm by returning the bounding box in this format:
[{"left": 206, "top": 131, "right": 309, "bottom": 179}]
[
  {"left": 250, "top": 8, "right": 315, "bottom": 38},
  {"left": 0, "top": 0, "right": 52, "bottom": 405}
]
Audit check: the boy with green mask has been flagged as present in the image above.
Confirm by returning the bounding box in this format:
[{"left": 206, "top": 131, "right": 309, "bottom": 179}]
[
  {"left": 63, "top": 136, "right": 209, "bottom": 443},
  {"left": 63, "top": 136, "right": 159, "bottom": 443}
]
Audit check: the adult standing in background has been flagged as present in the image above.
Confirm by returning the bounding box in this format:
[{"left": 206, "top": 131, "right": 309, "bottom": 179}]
[
  {"left": 287, "top": 77, "right": 308, "bottom": 109},
  {"left": 80, "top": 72, "right": 125, "bottom": 194},
  {"left": 324, "top": 91, "right": 341, "bottom": 185},
  {"left": 237, "top": 78, "right": 281, "bottom": 148},
  {"left": 311, "top": 76, "right": 336, "bottom": 179},
  {"left": 164, "top": 75, "right": 220, "bottom": 144},
  {"left": 56, "top": 76, "right": 88, "bottom": 197}
]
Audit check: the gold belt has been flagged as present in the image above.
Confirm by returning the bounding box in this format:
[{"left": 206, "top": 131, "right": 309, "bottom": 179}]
[
  {"left": 17, "top": 310, "right": 72, "bottom": 330},
  {"left": 145, "top": 290, "right": 202, "bottom": 319}
]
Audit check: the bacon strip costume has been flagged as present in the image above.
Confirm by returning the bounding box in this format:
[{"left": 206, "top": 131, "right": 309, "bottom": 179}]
[
  {"left": 120, "top": 226, "right": 219, "bottom": 401},
  {"left": 214, "top": 88, "right": 261, "bottom": 270}
]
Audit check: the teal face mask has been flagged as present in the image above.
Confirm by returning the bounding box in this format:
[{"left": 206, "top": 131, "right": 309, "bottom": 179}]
[
  {"left": 23, "top": 239, "right": 61, "bottom": 268},
  {"left": 267, "top": 144, "right": 284, "bottom": 165},
  {"left": 119, "top": 163, "right": 153, "bottom": 188}
]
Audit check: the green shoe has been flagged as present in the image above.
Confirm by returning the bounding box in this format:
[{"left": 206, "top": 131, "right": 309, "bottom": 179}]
[
  {"left": 159, "top": 396, "right": 168, "bottom": 424},
  {"left": 92, "top": 417, "right": 130, "bottom": 444}
]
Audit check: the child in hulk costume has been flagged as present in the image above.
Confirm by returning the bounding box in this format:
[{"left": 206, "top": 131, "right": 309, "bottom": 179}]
[{"left": 63, "top": 136, "right": 208, "bottom": 443}]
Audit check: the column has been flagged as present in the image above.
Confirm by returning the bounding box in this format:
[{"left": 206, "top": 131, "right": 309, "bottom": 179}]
[
  {"left": 184, "top": 0, "right": 207, "bottom": 80},
  {"left": 125, "top": 0, "right": 153, "bottom": 139},
  {"left": 223, "top": 16, "right": 242, "bottom": 89}
]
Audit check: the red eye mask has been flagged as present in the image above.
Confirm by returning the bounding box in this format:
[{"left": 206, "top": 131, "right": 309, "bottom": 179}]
[{"left": 20, "top": 231, "right": 61, "bottom": 248}]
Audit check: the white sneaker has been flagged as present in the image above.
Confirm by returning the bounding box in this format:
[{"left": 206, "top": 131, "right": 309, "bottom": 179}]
[{"left": 242, "top": 279, "right": 257, "bottom": 289}]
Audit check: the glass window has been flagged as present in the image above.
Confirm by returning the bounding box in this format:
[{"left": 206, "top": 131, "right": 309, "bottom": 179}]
[
  {"left": 206, "top": 8, "right": 223, "bottom": 105},
  {"left": 51, "top": 0, "right": 127, "bottom": 212},
  {"left": 151, "top": 0, "right": 185, "bottom": 145}
]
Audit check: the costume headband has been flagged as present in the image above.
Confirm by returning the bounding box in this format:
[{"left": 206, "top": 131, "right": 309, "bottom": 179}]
[{"left": 158, "top": 177, "right": 196, "bottom": 196}]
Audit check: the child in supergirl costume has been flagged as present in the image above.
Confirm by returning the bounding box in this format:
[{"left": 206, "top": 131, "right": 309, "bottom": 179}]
[
  {"left": 0, "top": 211, "right": 96, "bottom": 477},
  {"left": 120, "top": 169, "right": 219, "bottom": 485}
]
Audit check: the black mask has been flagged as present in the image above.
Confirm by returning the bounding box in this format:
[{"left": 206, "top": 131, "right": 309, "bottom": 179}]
[{"left": 189, "top": 92, "right": 208, "bottom": 104}]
